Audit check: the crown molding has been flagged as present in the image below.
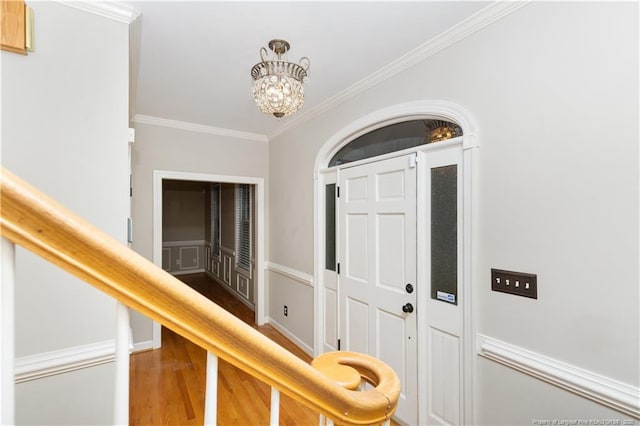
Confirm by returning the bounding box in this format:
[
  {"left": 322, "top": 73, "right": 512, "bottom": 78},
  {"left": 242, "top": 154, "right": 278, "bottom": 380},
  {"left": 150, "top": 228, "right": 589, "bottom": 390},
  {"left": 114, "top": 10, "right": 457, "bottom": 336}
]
[
  {"left": 132, "top": 115, "right": 269, "bottom": 143},
  {"left": 55, "top": 1, "right": 140, "bottom": 24},
  {"left": 268, "top": 0, "right": 530, "bottom": 140}
]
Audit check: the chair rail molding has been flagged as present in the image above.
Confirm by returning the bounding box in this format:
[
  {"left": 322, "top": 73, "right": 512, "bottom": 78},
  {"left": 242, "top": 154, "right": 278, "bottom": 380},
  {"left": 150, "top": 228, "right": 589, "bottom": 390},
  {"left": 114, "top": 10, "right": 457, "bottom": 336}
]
[
  {"left": 266, "top": 262, "right": 314, "bottom": 288},
  {"left": 478, "top": 334, "right": 640, "bottom": 419},
  {"left": 15, "top": 340, "right": 116, "bottom": 383}
]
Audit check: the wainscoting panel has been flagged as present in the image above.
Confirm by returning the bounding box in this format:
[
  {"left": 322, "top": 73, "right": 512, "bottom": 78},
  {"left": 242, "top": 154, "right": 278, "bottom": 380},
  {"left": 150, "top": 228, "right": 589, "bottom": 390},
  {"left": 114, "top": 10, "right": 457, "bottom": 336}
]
[
  {"left": 204, "top": 245, "right": 211, "bottom": 272},
  {"left": 428, "top": 326, "right": 461, "bottom": 425},
  {"left": 162, "top": 240, "right": 204, "bottom": 274},
  {"left": 223, "top": 255, "right": 232, "bottom": 286},
  {"left": 178, "top": 246, "right": 199, "bottom": 270},
  {"left": 212, "top": 259, "right": 220, "bottom": 278},
  {"left": 237, "top": 274, "right": 249, "bottom": 300},
  {"left": 324, "top": 287, "right": 337, "bottom": 351}
]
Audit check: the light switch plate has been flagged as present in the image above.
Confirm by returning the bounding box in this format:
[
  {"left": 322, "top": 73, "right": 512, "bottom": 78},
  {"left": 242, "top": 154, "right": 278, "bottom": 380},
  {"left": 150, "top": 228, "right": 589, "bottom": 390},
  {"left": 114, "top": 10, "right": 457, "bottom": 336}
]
[{"left": 491, "top": 268, "right": 537, "bottom": 299}]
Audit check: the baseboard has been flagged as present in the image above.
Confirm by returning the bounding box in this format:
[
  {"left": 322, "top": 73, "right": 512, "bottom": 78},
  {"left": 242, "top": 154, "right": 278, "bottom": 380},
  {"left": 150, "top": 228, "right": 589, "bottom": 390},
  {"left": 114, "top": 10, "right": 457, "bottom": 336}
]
[
  {"left": 478, "top": 334, "right": 640, "bottom": 419},
  {"left": 267, "top": 317, "right": 314, "bottom": 357},
  {"left": 15, "top": 340, "right": 115, "bottom": 383},
  {"left": 132, "top": 340, "right": 154, "bottom": 353}
]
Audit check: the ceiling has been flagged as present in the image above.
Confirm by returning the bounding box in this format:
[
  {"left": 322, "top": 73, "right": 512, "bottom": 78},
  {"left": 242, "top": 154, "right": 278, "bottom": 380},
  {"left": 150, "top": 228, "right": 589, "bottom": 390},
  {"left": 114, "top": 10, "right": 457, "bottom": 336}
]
[{"left": 128, "top": 1, "right": 490, "bottom": 138}]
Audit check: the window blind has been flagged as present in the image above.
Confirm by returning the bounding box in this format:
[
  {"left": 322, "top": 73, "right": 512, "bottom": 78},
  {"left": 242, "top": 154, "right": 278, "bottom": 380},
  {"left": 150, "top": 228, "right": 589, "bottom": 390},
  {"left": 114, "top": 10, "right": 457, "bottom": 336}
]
[{"left": 235, "top": 184, "right": 251, "bottom": 271}]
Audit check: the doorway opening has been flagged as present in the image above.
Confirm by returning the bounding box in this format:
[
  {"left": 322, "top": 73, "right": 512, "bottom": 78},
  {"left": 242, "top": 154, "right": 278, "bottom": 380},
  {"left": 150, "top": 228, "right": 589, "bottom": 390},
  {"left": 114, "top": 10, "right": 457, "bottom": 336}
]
[{"left": 152, "top": 170, "right": 265, "bottom": 348}]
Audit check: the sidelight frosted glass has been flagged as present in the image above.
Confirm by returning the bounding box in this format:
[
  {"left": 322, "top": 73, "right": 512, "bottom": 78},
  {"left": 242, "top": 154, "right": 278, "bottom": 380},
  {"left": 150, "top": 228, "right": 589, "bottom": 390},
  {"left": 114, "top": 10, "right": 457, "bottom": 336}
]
[
  {"left": 325, "top": 184, "right": 336, "bottom": 271},
  {"left": 431, "top": 165, "right": 458, "bottom": 304}
]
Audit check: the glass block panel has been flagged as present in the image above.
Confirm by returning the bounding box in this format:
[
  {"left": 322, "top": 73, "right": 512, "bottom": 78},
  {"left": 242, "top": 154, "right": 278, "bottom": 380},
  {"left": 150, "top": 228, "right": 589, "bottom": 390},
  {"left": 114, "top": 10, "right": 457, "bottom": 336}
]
[
  {"left": 325, "top": 184, "right": 336, "bottom": 271},
  {"left": 431, "top": 165, "right": 458, "bottom": 304}
]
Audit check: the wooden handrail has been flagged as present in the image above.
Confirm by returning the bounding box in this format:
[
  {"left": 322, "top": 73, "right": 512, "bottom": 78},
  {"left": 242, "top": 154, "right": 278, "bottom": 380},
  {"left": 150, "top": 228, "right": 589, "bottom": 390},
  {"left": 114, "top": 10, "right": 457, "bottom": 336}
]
[{"left": 0, "top": 168, "right": 400, "bottom": 425}]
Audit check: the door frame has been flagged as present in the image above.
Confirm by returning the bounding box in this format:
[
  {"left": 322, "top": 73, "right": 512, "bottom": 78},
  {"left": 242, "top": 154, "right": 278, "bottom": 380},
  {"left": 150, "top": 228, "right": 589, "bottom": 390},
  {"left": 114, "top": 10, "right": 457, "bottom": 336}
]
[
  {"left": 152, "top": 170, "right": 266, "bottom": 349},
  {"left": 312, "top": 100, "right": 478, "bottom": 424}
]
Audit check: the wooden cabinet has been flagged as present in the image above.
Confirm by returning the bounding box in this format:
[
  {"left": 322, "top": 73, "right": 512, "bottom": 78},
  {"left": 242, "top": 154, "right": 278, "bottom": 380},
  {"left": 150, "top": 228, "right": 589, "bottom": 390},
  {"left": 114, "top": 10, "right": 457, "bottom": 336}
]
[{"left": 1, "top": 0, "right": 31, "bottom": 55}]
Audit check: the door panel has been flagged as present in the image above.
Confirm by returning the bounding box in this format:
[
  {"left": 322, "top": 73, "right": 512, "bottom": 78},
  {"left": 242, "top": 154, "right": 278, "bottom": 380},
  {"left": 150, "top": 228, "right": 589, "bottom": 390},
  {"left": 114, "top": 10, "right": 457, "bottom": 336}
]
[
  {"left": 339, "top": 154, "right": 417, "bottom": 425},
  {"left": 376, "top": 213, "right": 405, "bottom": 291},
  {"left": 346, "top": 297, "right": 369, "bottom": 353},
  {"left": 345, "top": 214, "right": 368, "bottom": 281}
]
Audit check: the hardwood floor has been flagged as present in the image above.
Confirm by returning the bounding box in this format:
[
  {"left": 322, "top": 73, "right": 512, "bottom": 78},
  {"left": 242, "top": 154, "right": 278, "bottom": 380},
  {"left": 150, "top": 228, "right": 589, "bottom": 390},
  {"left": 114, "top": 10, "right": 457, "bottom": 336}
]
[{"left": 129, "top": 273, "right": 318, "bottom": 425}]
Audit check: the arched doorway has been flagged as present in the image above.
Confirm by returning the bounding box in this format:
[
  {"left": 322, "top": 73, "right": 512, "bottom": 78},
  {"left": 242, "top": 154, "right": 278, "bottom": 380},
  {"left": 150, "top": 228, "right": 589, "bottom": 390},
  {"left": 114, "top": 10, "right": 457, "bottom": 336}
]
[{"left": 312, "top": 101, "right": 478, "bottom": 425}]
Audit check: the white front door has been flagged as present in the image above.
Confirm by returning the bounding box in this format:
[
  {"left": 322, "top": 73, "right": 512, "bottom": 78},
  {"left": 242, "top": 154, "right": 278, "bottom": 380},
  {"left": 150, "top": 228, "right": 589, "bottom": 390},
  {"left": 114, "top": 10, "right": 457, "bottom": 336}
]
[{"left": 338, "top": 154, "right": 417, "bottom": 425}]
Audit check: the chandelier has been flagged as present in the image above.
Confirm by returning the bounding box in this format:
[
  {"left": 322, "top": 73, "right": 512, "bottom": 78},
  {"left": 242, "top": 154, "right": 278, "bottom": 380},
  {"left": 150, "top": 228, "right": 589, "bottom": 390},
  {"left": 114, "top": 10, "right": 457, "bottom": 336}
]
[{"left": 251, "top": 39, "right": 310, "bottom": 118}]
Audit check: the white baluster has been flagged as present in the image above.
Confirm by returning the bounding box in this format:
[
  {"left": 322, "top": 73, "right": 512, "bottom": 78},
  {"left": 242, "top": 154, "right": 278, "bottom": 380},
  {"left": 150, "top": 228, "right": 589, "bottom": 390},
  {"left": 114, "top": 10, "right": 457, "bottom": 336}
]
[
  {"left": 1, "top": 238, "right": 16, "bottom": 425},
  {"left": 113, "top": 302, "right": 130, "bottom": 425},
  {"left": 270, "top": 387, "right": 280, "bottom": 426},
  {"left": 204, "top": 352, "right": 218, "bottom": 425},
  {"left": 318, "top": 414, "right": 334, "bottom": 426}
]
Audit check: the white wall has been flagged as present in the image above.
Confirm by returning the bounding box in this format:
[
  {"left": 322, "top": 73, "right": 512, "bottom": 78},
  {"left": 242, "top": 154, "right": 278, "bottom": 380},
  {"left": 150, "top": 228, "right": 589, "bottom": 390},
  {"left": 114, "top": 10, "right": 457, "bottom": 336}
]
[
  {"left": 1, "top": 2, "right": 129, "bottom": 424},
  {"left": 268, "top": 2, "right": 638, "bottom": 423},
  {"left": 130, "top": 122, "right": 268, "bottom": 344}
]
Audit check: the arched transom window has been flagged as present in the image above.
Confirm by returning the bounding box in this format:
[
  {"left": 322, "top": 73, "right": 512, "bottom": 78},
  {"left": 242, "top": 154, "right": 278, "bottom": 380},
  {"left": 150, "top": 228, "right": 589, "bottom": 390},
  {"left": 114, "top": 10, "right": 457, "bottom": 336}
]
[{"left": 328, "top": 119, "right": 462, "bottom": 167}]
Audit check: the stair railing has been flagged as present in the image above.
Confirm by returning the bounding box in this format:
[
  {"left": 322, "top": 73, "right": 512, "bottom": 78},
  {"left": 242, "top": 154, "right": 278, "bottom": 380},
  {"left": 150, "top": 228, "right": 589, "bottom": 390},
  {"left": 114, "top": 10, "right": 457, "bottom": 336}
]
[{"left": 0, "top": 168, "right": 400, "bottom": 425}]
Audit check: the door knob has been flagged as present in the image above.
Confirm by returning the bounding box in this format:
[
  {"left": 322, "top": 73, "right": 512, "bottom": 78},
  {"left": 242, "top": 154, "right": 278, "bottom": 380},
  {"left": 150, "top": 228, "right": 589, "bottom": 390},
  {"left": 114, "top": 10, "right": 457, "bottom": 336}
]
[
  {"left": 402, "top": 303, "right": 414, "bottom": 313},
  {"left": 405, "top": 283, "right": 414, "bottom": 294}
]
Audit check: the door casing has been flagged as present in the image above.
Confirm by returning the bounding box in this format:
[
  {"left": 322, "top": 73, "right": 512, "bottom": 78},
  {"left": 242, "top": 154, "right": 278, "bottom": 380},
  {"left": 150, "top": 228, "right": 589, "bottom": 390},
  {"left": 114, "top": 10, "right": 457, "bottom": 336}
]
[{"left": 312, "top": 101, "right": 478, "bottom": 425}]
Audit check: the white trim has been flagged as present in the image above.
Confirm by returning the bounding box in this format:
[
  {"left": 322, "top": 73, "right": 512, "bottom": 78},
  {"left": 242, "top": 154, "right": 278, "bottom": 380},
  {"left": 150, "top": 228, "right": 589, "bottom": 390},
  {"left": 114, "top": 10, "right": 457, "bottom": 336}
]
[
  {"left": 313, "top": 100, "right": 479, "bottom": 174},
  {"left": 266, "top": 262, "right": 314, "bottom": 288},
  {"left": 153, "top": 170, "right": 266, "bottom": 348},
  {"left": 162, "top": 240, "right": 205, "bottom": 248},
  {"left": 15, "top": 340, "right": 115, "bottom": 383},
  {"left": 269, "top": 1, "right": 527, "bottom": 140},
  {"left": 132, "top": 340, "right": 153, "bottom": 353},
  {"left": 464, "top": 147, "right": 480, "bottom": 424},
  {"left": 220, "top": 246, "right": 234, "bottom": 256},
  {"left": 56, "top": 1, "right": 141, "bottom": 24},
  {"left": 171, "top": 268, "right": 206, "bottom": 276},
  {"left": 267, "top": 317, "right": 314, "bottom": 357},
  {"left": 133, "top": 114, "right": 268, "bottom": 143},
  {"left": 478, "top": 334, "right": 640, "bottom": 419}
]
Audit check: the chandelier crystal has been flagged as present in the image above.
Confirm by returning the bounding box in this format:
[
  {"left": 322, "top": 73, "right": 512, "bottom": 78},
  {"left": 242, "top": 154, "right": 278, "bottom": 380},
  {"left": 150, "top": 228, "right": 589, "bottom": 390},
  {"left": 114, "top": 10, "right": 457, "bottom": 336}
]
[{"left": 251, "top": 39, "right": 310, "bottom": 118}]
